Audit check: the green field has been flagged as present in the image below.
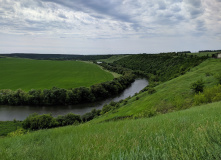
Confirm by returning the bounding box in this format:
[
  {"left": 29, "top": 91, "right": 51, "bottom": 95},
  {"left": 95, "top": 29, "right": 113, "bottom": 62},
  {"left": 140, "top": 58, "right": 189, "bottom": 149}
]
[
  {"left": 0, "top": 101, "right": 221, "bottom": 159},
  {"left": 0, "top": 58, "right": 114, "bottom": 91}
]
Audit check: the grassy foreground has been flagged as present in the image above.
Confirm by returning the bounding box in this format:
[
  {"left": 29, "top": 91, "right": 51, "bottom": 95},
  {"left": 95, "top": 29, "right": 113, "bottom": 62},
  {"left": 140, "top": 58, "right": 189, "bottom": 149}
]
[
  {"left": 0, "top": 58, "right": 114, "bottom": 90},
  {"left": 0, "top": 101, "right": 221, "bottom": 159}
]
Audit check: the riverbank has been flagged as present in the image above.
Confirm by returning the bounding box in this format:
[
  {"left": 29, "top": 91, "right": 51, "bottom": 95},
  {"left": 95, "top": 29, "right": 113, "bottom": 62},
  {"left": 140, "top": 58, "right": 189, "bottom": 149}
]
[{"left": 0, "top": 79, "right": 148, "bottom": 121}]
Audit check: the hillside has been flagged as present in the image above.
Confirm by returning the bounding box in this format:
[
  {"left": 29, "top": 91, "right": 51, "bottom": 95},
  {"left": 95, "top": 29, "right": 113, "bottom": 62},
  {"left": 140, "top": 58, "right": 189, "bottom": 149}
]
[
  {"left": 0, "top": 57, "right": 114, "bottom": 91},
  {"left": 0, "top": 101, "right": 221, "bottom": 159},
  {"left": 114, "top": 54, "right": 207, "bottom": 82},
  {"left": 92, "top": 58, "right": 221, "bottom": 123}
]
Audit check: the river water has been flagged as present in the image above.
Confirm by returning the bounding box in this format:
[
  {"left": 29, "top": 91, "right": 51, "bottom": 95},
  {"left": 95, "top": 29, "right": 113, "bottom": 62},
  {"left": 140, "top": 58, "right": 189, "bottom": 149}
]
[{"left": 0, "top": 79, "right": 148, "bottom": 121}]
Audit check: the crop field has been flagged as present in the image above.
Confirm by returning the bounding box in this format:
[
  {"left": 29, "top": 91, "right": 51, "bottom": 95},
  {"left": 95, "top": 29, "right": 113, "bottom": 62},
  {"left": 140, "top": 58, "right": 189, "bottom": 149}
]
[{"left": 0, "top": 58, "right": 114, "bottom": 91}]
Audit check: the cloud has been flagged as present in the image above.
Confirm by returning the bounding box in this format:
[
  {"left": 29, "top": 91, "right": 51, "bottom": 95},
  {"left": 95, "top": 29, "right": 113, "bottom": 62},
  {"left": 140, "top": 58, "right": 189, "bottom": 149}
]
[
  {"left": 41, "top": 0, "right": 134, "bottom": 23},
  {"left": 0, "top": 0, "right": 220, "bottom": 54}
]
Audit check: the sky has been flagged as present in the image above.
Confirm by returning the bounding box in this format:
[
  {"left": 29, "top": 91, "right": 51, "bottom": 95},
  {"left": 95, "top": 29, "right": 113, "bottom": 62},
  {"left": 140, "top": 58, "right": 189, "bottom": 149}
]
[{"left": 0, "top": 0, "right": 221, "bottom": 55}]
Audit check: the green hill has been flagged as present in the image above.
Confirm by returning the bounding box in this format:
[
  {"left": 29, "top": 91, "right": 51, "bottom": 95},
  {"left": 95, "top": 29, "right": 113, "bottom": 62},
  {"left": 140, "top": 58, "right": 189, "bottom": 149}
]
[
  {"left": 92, "top": 58, "right": 221, "bottom": 123},
  {"left": 0, "top": 101, "right": 221, "bottom": 159},
  {"left": 0, "top": 58, "right": 114, "bottom": 91}
]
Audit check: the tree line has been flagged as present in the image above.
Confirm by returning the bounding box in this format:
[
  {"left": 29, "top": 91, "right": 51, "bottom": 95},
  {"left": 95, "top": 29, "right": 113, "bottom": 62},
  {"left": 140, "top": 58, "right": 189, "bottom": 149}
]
[{"left": 0, "top": 74, "right": 135, "bottom": 106}]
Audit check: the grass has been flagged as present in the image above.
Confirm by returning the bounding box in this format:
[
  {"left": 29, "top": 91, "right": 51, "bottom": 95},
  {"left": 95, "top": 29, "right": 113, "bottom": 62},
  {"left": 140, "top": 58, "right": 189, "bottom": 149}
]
[
  {"left": 0, "top": 58, "right": 114, "bottom": 91},
  {"left": 0, "top": 101, "right": 221, "bottom": 159},
  {"left": 0, "top": 121, "right": 22, "bottom": 137},
  {"left": 92, "top": 58, "right": 221, "bottom": 123},
  {"left": 99, "top": 55, "right": 129, "bottom": 63}
]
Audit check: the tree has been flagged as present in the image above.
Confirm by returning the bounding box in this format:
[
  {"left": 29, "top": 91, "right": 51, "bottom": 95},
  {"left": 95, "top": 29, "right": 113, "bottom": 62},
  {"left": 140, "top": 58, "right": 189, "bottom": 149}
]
[{"left": 191, "top": 79, "right": 205, "bottom": 93}]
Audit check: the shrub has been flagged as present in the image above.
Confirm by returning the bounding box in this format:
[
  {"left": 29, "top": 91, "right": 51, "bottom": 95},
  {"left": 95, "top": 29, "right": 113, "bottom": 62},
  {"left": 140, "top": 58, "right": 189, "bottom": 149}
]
[
  {"left": 22, "top": 113, "right": 57, "bottom": 130},
  {"left": 7, "top": 128, "right": 27, "bottom": 137},
  {"left": 148, "top": 87, "right": 156, "bottom": 94},
  {"left": 63, "top": 113, "right": 81, "bottom": 125},
  {"left": 101, "top": 104, "right": 112, "bottom": 115},
  {"left": 215, "top": 74, "right": 221, "bottom": 84},
  {"left": 190, "top": 79, "right": 205, "bottom": 93},
  {"left": 194, "top": 84, "right": 221, "bottom": 105},
  {"left": 81, "top": 109, "right": 101, "bottom": 122}
]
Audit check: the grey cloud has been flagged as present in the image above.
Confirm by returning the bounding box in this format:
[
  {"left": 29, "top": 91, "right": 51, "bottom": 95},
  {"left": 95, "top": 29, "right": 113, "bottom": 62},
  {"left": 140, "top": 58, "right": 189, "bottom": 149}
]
[
  {"left": 158, "top": 1, "right": 167, "bottom": 10},
  {"left": 41, "top": 0, "right": 134, "bottom": 23},
  {"left": 186, "top": 0, "right": 202, "bottom": 8},
  {"left": 195, "top": 20, "right": 206, "bottom": 32},
  {"left": 58, "top": 13, "right": 67, "bottom": 19},
  {"left": 185, "top": 0, "right": 203, "bottom": 18}
]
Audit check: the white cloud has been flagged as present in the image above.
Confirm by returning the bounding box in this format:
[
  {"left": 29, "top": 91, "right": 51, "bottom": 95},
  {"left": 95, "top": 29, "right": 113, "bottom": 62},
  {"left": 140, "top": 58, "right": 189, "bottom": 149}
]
[{"left": 0, "top": 0, "right": 220, "bottom": 54}]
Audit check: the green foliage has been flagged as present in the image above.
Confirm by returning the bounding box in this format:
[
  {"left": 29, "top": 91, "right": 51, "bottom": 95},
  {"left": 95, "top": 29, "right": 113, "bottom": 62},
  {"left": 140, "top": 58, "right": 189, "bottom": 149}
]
[
  {"left": 0, "top": 58, "right": 114, "bottom": 91},
  {"left": 62, "top": 113, "right": 81, "bottom": 126},
  {"left": 114, "top": 54, "right": 207, "bottom": 82},
  {"left": 81, "top": 109, "right": 101, "bottom": 122},
  {"left": 0, "top": 121, "right": 22, "bottom": 137},
  {"left": 101, "top": 104, "right": 113, "bottom": 115},
  {"left": 22, "top": 113, "right": 81, "bottom": 130},
  {"left": 194, "top": 84, "right": 221, "bottom": 105},
  {"left": 215, "top": 74, "right": 221, "bottom": 84},
  {"left": 22, "top": 113, "right": 58, "bottom": 130},
  {"left": 0, "top": 74, "right": 135, "bottom": 106},
  {"left": 7, "top": 128, "right": 27, "bottom": 137},
  {"left": 190, "top": 79, "right": 205, "bottom": 93},
  {"left": 133, "top": 108, "right": 157, "bottom": 119}
]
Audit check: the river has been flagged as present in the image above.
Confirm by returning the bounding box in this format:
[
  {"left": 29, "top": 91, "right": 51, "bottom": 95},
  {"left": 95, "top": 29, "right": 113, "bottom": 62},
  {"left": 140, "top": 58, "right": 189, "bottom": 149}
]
[{"left": 0, "top": 79, "right": 148, "bottom": 121}]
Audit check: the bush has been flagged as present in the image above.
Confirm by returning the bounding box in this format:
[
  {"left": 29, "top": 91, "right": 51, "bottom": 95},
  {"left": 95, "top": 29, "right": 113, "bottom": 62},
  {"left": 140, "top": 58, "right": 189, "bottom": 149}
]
[
  {"left": 190, "top": 79, "right": 205, "bottom": 93},
  {"left": 101, "top": 104, "right": 112, "bottom": 115},
  {"left": 62, "top": 113, "right": 81, "bottom": 125},
  {"left": 194, "top": 84, "right": 221, "bottom": 105},
  {"left": 215, "top": 74, "right": 221, "bottom": 84},
  {"left": 148, "top": 87, "right": 156, "bottom": 94},
  {"left": 22, "top": 113, "right": 57, "bottom": 130},
  {"left": 7, "top": 128, "right": 27, "bottom": 137},
  {"left": 81, "top": 109, "right": 101, "bottom": 122}
]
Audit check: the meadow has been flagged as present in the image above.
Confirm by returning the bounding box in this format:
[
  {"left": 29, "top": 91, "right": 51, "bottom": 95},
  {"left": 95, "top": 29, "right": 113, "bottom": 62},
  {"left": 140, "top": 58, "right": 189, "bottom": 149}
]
[
  {"left": 0, "top": 57, "right": 114, "bottom": 91},
  {"left": 0, "top": 101, "right": 221, "bottom": 159}
]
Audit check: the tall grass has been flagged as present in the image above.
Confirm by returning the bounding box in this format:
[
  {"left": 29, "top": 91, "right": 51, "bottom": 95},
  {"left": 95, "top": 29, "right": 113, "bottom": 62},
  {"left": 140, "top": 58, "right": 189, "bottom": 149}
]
[{"left": 0, "top": 101, "right": 221, "bottom": 159}]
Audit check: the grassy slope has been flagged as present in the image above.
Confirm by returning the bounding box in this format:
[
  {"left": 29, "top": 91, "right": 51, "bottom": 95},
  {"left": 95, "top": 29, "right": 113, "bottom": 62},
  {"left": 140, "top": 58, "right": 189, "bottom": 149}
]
[
  {"left": 0, "top": 101, "right": 221, "bottom": 159},
  {"left": 93, "top": 59, "right": 221, "bottom": 122},
  {"left": 0, "top": 121, "right": 22, "bottom": 137},
  {"left": 0, "top": 58, "right": 114, "bottom": 91},
  {"left": 99, "top": 55, "right": 129, "bottom": 63}
]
